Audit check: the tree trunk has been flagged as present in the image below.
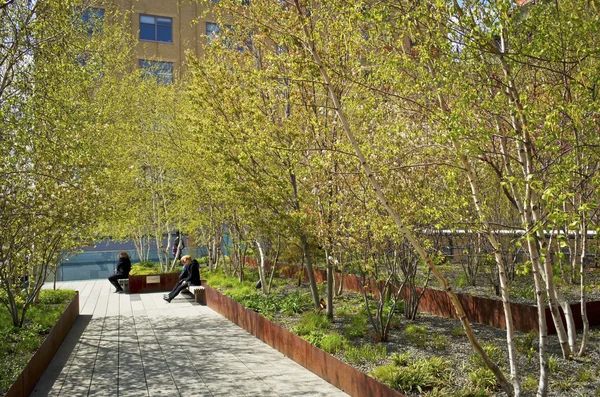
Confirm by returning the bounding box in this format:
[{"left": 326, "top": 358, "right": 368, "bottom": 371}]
[
  {"left": 301, "top": 234, "right": 320, "bottom": 310},
  {"left": 325, "top": 249, "right": 333, "bottom": 320},
  {"left": 256, "top": 240, "right": 267, "bottom": 294},
  {"left": 453, "top": 138, "right": 521, "bottom": 395},
  {"left": 577, "top": 219, "right": 589, "bottom": 357},
  {"left": 499, "top": 53, "right": 572, "bottom": 360}
]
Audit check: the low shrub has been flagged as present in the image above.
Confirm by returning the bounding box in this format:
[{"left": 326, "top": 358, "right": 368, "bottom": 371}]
[
  {"left": 451, "top": 327, "right": 467, "bottom": 337},
  {"left": 404, "top": 324, "right": 428, "bottom": 347},
  {"left": 345, "top": 343, "right": 386, "bottom": 365},
  {"left": 521, "top": 374, "right": 538, "bottom": 392},
  {"left": 372, "top": 356, "right": 453, "bottom": 394},
  {"left": 431, "top": 333, "right": 449, "bottom": 350},
  {"left": 390, "top": 351, "right": 412, "bottom": 367},
  {"left": 515, "top": 331, "right": 536, "bottom": 354},
  {"left": 320, "top": 332, "right": 346, "bottom": 354},
  {"left": 344, "top": 313, "right": 368, "bottom": 339},
  {"left": 302, "top": 330, "right": 325, "bottom": 347},
  {"left": 130, "top": 261, "right": 182, "bottom": 275},
  {"left": 26, "top": 305, "right": 66, "bottom": 332},
  {"left": 229, "top": 292, "right": 278, "bottom": 317},
  {"left": 576, "top": 368, "right": 594, "bottom": 382},
  {"left": 468, "top": 367, "right": 497, "bottom": 391},
  {"left": 291, "top": 312, "right": 331, "bottom": 336},
  {"left": 469, "top": 343, "right": 503, "bottom": 368},
  {"left": 371, "top": 365, "right": 401, "bottom": 387},
  {"left": 37, "top": 289, "right": 76, "bottom": 305},
  {"left": 548, "top": 354, "right": 560, "bottom": 374},
  {"left": 456, "top": 386, "right": 493, "bottom": 397},
  {"left": 280, "top": 290, "right": 311, "bottom": 315}
]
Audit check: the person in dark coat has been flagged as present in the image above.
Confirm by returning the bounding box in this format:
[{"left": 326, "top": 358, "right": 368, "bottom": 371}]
[
  {"left": 108, "top": 251, "right": 131, "bottom": 293},
  {"left": 172, "top": 233, "right": 185, "bottom": 261},
  {"left": 163, "top": 255, "right": 200, "bottom": 303}
]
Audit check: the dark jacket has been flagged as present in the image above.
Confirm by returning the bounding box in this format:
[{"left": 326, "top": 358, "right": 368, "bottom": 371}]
[
  {"left": 115, "top": 257, "right": 131, "bottom": 276},
  {"left": 183, "top": 259, "right": 201, "bottom": 285}
]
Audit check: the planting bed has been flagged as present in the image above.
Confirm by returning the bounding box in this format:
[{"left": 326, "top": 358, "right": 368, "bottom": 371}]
[{"left": 205, "top": 269, "right": 600, "bottom": 396}]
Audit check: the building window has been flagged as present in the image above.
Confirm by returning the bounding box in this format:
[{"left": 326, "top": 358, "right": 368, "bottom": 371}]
[
  {"left": 139, "top": 60, "right": 173, "bottom": 84},
  {"left": 79, "top": 8, "right": 104, "bottom": 34},
  {"left": 205, "top": 22, "right": 220, "bottom": 43},
  {"left": 140, "top": 14, "right": 173, "bottom": 43}
]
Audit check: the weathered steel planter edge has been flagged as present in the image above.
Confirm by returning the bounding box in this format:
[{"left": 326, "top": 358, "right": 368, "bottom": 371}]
[{"left": 128, "top": 273, "right": 180, "bottom": 294}]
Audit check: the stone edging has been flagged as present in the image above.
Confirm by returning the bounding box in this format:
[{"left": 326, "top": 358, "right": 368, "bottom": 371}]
[
  {"left": 201, "top": 282, "right": 405, "bottom": 397},
  {"left": 5, "top": 292, "right": 80, "bottom": 397}
]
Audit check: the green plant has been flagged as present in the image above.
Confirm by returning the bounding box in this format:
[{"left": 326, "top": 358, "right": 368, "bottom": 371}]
[
  {"left": 456, "top": 273, "right": 469, "bottom": 288},
  {"left": 469, "top": 343, "right": 503, "bottom": 368},
  {"left": 302, "top": 330, "right": 325, "bottom": 348},
  {"left": 390, "top": 351, "right": 412, "bottom": 366},
  {"left": 511, "top": 283, "right": 536, "bottom": 302},
  {"left": 130, "top": 261, "right": 180, "bottom": 275},
  {"left": 320, "top": 332, "right": 346, "bottom": 354},
  {"left": 422, "top": 387, "right": 456, "bottom": 397},
  {"left": 26, "top": 305, "right": 65, "bottom": 332},
  {"left": 345, "top": 343, "right": 387, "bottom": 365},
  {"left": 393, "top": 357, "right": 452, "bottom": 393},
  {"left": 516, "top": 331, "right": 536, "bottom": 354},
  {"left": 235, "top": 293, "right": 279, "bottom": 317},
  {"left": 36, "top": 289, "right": 76, "bottom": 305},
  {"left": 548, "top": 354, "right": 560, "bottom": 374},
  {"left": 280, "top": 290, "right": 311, "bottom": 315},
  {"left": 451, "top": 327, "right": 466, "bottom": 337},
  {"left": 521, "top": 374, "right": 538, "bottom": 391},
  {"left": 576, "top": 368, "right": 593, "bottom": 382},
  {"left": 335, "top": 305, "right": 350, "bottom": 318},
  {"left": 291, "top": 312, "right": 331, "bottom": 336},
  {"left": 404, "top": 324, "right": 428, "bottom": 347},
  {"left": 344, "top": 313, "right": 368, "bottom": 339},
  {"left": 456, "top": 387, "right": 492, "bottom": 397},
  {"left": 468, "top": 367, "right": 497, "bottom": 391},
  {"left": 431, "top": 333, "right": 449, "bottom": 350},
  {"left": 383, "top": 299, "right": 404, "bottom": 318},
  {"left": 553, "top": 378, "right": 573, "bottom": 392},
  {"left": 370, "top": 364, "right": 400, "bottom": 388}
]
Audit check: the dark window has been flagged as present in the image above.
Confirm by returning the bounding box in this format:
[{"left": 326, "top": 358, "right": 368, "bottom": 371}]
[
  {"left": 139, "top": 60, "right": 174, "bottom": 84},
  {"left": 140, "top": 14, "right": 173, "bottom": 43},
  {"left": 80, "top": 8, "right": 104, "bottom": 34}
]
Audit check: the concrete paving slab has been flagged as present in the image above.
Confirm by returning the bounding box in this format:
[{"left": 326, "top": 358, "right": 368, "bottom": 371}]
[{"left": 32, "top": 280, "right": 350, "bottom": 397}]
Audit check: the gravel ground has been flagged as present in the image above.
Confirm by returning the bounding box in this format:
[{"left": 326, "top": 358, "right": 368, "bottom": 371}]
[{"left": 270, "top": 268, "right": 600, "bottom": 396}]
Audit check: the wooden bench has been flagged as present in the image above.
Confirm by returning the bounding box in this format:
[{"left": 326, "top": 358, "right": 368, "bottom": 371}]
[
  {"left": 187, "top": 284, "right": 206, "bottom": 305},
  {"left": 118, "top": 278, "right": 129, "bottom": 293}
]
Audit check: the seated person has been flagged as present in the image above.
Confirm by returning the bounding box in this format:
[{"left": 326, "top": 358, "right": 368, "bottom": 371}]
[
  {"left": 163, "top": 255, "right": 200, "bottom": 303},
  {"left": 108, "top": 252, "right": 131, "bottom": 293}
]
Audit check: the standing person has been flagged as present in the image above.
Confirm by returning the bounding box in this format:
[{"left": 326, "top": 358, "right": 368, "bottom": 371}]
[
  {"left": 163, "top": 255, "right": 200, "bottom": 303},
  {"left": 172, "top": 232, "right": 185, "bottom": 261},
  {"left": 108, "top": 251, "right": 131, "bottom": 293}
]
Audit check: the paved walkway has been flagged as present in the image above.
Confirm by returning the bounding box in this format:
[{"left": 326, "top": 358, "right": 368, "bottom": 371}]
[{"left": 34, "top": 280, "right": 349, "bottom": 397}]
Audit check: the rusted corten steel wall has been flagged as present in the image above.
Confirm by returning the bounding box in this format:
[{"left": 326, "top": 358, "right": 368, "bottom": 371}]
[
  {"left": 201, "top": 282, "right": 405, "bottom": 397},
  {"left": 128, "top": 273, "right": 180, "bottom": 293},
  {"left": 6, "top": 292, "right": 80, "bottom": 397},
  {"left": 247, "top": 259, "right": 600, "bottom": 334}
]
